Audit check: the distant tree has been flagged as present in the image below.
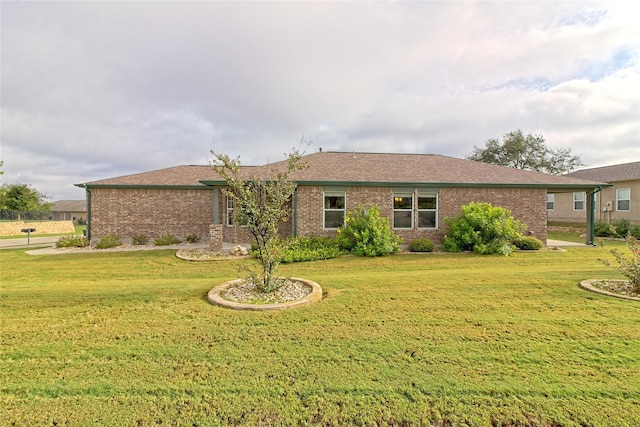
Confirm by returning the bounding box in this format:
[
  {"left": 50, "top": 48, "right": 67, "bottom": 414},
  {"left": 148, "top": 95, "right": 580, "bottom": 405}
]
[
  {"left": 466, "top": 129, "right": 585, "bottom": 175},
  {"left": 211, "top": 143, "right": 309, "bottom": 293},
  {"left": 0, "top": 183, "right": 51, "bottom": 219}
]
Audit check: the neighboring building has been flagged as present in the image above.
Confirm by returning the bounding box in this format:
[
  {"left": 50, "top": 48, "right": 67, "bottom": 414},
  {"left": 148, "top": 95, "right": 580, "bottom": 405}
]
[
  {"left": 547, "top": 161, "right": 640, "bottom": 225},
  {"left": 76, "top": 151, "right": 607, "bottom": 246},
  {"left": 49, "top": 200, "right": 87, "bottom": 224}
]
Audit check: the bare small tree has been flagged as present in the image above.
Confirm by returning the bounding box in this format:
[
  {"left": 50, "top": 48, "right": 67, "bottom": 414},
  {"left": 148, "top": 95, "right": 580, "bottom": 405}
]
[{"left": 211, "top": 143, "right": 308, "bottom": 293}]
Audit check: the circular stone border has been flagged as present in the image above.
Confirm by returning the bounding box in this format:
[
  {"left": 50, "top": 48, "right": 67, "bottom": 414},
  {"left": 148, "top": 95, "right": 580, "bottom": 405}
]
[
  {"left": 207, "top": 277, "right": 323, "bottom": 311},
  {"left": 580, "top": 279, "right": 640, "bottom": 302}
]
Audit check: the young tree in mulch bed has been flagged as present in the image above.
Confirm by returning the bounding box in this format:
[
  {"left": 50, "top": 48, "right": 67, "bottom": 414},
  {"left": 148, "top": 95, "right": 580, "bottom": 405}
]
[{"left": 211, "top": 142, "right": 308, "bottom": 293}]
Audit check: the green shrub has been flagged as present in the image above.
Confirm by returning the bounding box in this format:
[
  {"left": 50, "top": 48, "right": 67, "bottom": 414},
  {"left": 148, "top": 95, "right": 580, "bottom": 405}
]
[
  {"left": 185, "top": 233, "right": 201, "bottom": 243},
  {"left": 95, "top": 234, "right": 122, "bottom": 249},
  {"left": 131, "top": 234, "right": 149, "bottom": 245},
  {"left": 630, "top": 225, "right": 640, "bottom": 239},
  {"left": 513, "top": 236, "right": 544, "bottom": 250},
  {"left": 281, "top": 236, "right": 343, "bottom": 263},
  {"left": 336, "top": 206, "right": 401, "bottom": 257},
  {"left": 56, "top": 235, "right": 90, "bottom": 248},
  {"left": 613, "top": 219, "right": 630, "bottom": 238},
  {"left": 251, "top": 237, "right": 343, "bottom": 263},
  {"left": 443, "top": 202, "right": 525, "bottom": 255},
  {"left": 594, "top": 222, "right": 617, "bottom": 237},
  {"left": 154, "top": 234, "right": 181, "bottom": 246},
  {"left": 409, "top": 238, "right": 435, "bottom": 252}
]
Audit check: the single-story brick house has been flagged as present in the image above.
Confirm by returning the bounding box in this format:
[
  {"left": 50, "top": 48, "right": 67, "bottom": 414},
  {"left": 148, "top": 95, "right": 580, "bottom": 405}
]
[
  {"left": 49, "top": 200, "right": 87, "bottom": 224},
  {"left": 547, "top": 161, "right": 640, "bottom": 225},
  {"left": 76, "top": 151, "right": 608, "bottom": 247}
]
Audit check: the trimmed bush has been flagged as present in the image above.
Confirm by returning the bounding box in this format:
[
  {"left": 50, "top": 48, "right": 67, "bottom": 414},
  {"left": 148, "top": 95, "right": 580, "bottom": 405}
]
[
  {"left": 251, "top": 237, "right": 343, "bottom": 263},
  {"left": 443, "top": 202, "right": 525, "bottom": 255},
  {"left": 513, "top": 236, "right": 544, "bottom": 250},
  {"left": 409, "top": 238, "right": 435, "bottom": 252},
  {"left": 154, "top": 234, "right": 181, "bottom": 246},
  {"left": 95, "top": 234, "right": 122, "bottom": 249},
  {"left": 185, "top": 233, "right": 201, "bottom": 243},
  {"left": 336, "top": 206, "right": 401, "bottom": 257},
  {"left": 280, "top": 236, "right": 343, "bottom": 263},
  {"left": 131, "top": 234, "right": 149, "bottom": 246},
  {"left": 56, "top": 235, "right": 90, "bottom": 248}
]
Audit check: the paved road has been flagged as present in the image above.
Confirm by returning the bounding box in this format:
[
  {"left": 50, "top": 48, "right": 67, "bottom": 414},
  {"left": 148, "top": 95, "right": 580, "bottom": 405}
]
[{"left": 0, "top": 236, "right": 59, "bottom": 249}]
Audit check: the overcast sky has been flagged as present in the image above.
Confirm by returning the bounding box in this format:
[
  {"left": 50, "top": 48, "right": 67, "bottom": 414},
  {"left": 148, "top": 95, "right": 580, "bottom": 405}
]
[{"left": 1, "top": 1, "right": 639, "bottom": 201}]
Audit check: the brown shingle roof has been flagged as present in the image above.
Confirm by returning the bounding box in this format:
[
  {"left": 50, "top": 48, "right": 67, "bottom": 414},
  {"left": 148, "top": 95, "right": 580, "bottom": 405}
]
[
  {"left": 79, "top": 152, "right": 607, "bottom": 189},
  {"left": 565, "top": 161, "right": 640, "bottom": 183},
  {"left": 245, "top": 151, "right": 607, "bottom": 188},
  {"left": 51, "top": 200, "right": 86, "bottom": 212},
  {"left": 80, "top": 165, "right": 224, "bottom": 187}
]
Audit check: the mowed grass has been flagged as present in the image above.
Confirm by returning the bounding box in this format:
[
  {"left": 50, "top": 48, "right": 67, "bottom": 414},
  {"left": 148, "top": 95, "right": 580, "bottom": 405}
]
[{"left": 1, "top": 243, "right": 639, "bottom": 426}]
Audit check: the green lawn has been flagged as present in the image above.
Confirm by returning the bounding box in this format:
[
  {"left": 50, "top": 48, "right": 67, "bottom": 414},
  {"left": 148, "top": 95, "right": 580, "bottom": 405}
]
[{"left": 1, "top": 244, "right": 639, "bottom": 426}]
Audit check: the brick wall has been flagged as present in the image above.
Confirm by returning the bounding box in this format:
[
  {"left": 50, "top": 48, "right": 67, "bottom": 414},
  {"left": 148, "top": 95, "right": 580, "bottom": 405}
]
[
  {"left": 90, "top": 185, "right": 547, "bottom": 245},
  {"left": 294, "top": 185, "right": 547, "bottom": 245},
  {"left": 89, "top": 187, "right": 215, "bottom": 241},
  {"left": 440, "top": 187, "right": 548, "bottom": 241}
]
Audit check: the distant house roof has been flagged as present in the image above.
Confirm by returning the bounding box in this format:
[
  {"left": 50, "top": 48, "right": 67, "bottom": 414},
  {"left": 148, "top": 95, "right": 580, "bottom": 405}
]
[
  {"left": 51, "top": 200, "right": 86, "bottom": 212},
  {"left": 565, "top": 161, "right": 640, "bottom": 183},
  {"left": 78, "top": 151, "right": 608, "bottom": 190}
]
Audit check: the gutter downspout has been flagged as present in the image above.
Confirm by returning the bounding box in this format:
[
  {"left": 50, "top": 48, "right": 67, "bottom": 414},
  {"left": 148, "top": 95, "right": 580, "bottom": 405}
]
[
  {"left": 293, "top": 186, "right": 298, "bottom": 237},
  {"left": 83, "top": 185, "right": 91, "bottom": 241}
]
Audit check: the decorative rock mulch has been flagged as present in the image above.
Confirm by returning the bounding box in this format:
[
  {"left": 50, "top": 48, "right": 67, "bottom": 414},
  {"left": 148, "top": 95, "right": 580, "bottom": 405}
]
[
  {"left": 222, "top": 278, "right": 312, "bottom": 304},
  {"left": 208, "top": 277, "right": 323, "bottom": 311},
  {"left": 176, "top": 246, "right": 251, "bottom": 261}
]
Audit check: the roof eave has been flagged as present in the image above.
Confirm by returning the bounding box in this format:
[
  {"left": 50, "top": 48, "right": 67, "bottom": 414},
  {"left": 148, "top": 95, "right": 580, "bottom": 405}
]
[{"left": 75, "top": 183, "right": 211, "bottom": 190}]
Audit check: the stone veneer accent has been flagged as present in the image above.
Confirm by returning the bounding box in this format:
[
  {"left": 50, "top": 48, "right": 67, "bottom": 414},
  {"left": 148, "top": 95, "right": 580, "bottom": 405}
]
[{"left": 209, "top": 224, "right": 223, "bottom": 251}]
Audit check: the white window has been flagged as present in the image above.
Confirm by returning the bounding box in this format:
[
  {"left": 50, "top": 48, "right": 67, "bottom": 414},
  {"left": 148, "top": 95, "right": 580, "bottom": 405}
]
[
  {"left": 573, "top": 192, "right": 585, "bottom": 211},
  {"left": 617, "top": 188, "right": 630, "bottom": 211},
  {"left": 324, "top": 191, "right": 345, "bottom": 229},
  {"left": 393, "top": 193, "right": 413, "bottom": 229},
  {"left": 417, "top": 193, "right": 438, "bottom": 228},
  {"left": 226, "top": 196, "right": 234, "bottom": 226},
  {"left": 546, "top": 194, "right": 554, "bottom": 210}
]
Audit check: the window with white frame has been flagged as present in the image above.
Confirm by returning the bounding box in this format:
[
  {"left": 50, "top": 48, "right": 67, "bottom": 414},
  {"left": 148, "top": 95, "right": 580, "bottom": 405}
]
[
  {"left": 324, "top": 191, "right": 345, "bottom": 229},
  {"left": 573, "top": 192, "right": 585, "bottom": 211},
  {"left": 417, "top": 193, "right": 437, "bottom": 228},
  {"left": 393, "top": 193, "right": 413, "bottom": 229},
  {"left": 226, "top": 196, "right": 234, "bottom": 226},
  {"left": 546, "top": 194, "right": 554, "bottom": 210},
  {"left": 617, "top": 188, "right": 630, "bottom": 211}
]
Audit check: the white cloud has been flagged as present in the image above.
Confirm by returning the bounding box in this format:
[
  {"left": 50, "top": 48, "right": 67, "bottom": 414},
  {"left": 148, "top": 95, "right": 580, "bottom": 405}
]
[{"left": 1, "top": 0, "right": 638, "bottom": 200}]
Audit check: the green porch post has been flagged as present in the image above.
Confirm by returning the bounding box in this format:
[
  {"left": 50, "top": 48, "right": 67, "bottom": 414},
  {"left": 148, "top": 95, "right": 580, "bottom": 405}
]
[{"left": 585, "top": 188, "right": 601, "bottom": 246}]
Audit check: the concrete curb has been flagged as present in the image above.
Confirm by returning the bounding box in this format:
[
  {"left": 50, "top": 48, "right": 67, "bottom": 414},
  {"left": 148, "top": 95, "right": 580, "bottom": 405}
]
[
  {"left": 207, "top": 278, "right": 323, "bottom": 311},
  {"left": 580, "top": 279, "right": 640, "bottom": 301}
]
